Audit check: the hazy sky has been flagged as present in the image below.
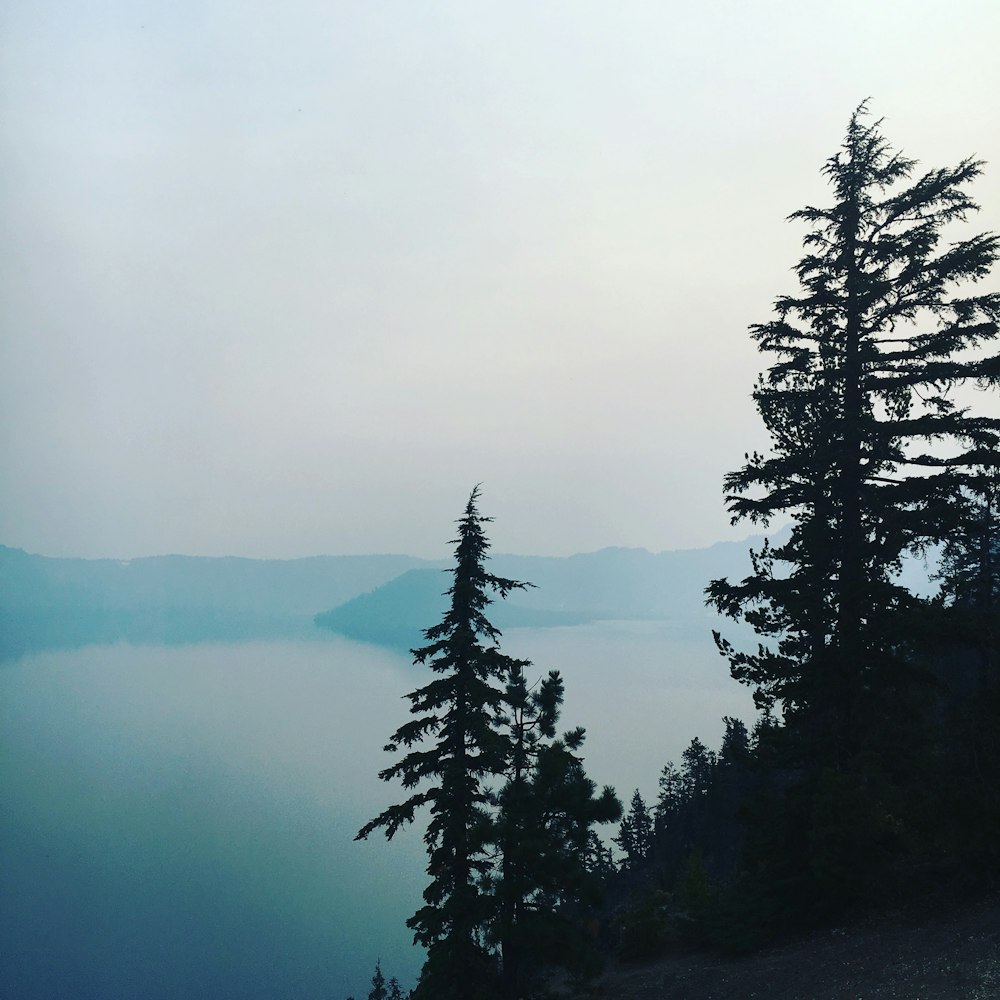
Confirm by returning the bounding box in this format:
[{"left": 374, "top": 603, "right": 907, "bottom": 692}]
[{"left": 2, "top": 1, "right": 999, "bottom": 560}]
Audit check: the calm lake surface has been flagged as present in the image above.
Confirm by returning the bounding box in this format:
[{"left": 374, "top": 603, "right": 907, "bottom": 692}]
[{"left": 0, "top": 624, "right": 752, "bottom": 999}]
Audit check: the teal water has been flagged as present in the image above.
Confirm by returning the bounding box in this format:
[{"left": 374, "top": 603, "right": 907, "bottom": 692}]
[{"left": 0, "top": 624, "right": 751, "bottom": 999}]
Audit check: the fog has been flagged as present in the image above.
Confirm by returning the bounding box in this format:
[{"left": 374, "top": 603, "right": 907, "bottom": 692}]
[{"left": 2, "top": 2, "right": 998, "bottom": 561}]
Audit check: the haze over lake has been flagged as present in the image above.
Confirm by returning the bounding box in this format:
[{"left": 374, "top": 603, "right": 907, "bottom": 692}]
[{"left": 0, "top": 625, "right": 751, "bottom": 1000}]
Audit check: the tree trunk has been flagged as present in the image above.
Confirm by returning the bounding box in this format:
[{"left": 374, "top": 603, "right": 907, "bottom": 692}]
[{"left": 836, "top": 160, "right": 865, "bottom": 763}]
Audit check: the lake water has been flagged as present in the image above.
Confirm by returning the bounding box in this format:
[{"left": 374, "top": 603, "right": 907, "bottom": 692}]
[{"left": 0, "top": 624, "right": 752, "bottom": 999}]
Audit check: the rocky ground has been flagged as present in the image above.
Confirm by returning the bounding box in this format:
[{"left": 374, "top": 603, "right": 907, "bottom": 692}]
[{"left": 593, "top": 894, "right": 1000, "bottom": 999}]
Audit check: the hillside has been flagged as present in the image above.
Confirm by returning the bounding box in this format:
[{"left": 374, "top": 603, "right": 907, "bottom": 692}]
[
  {"left": 0, "top": 545, "right": 434, "bottom": 660},
  {"left": 315, "top": 567, "right": 598, "bottom": 649},
  {"left": 313, "top": 535, "right": 793, "bottom": 650},
  {"left": 597, "top": 894, "right": 1000, "bottom": 999},
  {"left": 2, "top": 527, "right": 934, "bottom": 661},
  {"left": 1, "top": 535, "right": 781, "bottom": 660}
]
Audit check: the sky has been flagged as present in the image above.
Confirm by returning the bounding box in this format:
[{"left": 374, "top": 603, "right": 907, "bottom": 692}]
[{"left": 2, "top": 1, "right": 999, "bottom": 560}]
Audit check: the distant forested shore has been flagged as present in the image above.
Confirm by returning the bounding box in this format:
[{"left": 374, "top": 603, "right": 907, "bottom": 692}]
[{"left": 0, "top": 535, "right": 780, "bottom": 660}]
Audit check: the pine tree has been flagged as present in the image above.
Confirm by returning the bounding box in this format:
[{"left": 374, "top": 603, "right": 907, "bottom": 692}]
[
  {"left": 928, "top": 466, "right": 1000, "bottom": 878},
  {"left": 707, "top": 103, "right": 1000, "bottom": 766},
  {"left": 356, "top": 487, "right": 531, "bottom": 1000},
  {"left": 680, "top": 737, "right": 717, "bottom": 799},
  {"left": 583, "top": 829, "right": 617, "bottom": 877},
  {"left": 654, "top": 762, "right": 684, "bottom": 829},
  {"left": 367, "top": 959, "right": 387, "bottom": 1000},
  {"left": 490, "top": 667, "right": 620, "bottom": 998},
  {"left": 614, "top": 790, "right": 653, "bottom": 869},
  {"left": 719, "top": 717, "right": 750, "bottom": 769},
  {"left": 930, "top": 466, "right": 1000, "bottom": 691}
]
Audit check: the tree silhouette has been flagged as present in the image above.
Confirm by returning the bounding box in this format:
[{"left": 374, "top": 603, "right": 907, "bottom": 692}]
[
  {"left": 707, "top": 102, "right": 1000, "bottom": 766},
  {"left": 936, "top": 466, "right": 1000, "bottom": 686},
  {"left": 356, "top": 487, "right": 531, "bottom": 1000},
  {"left": 367, "top": 959, "right": 387, "bottom": 1000},
  {"left": 490, "top": 666, "right": 620, "bottom": 998},
  {"left": 614, "top": 790, "right": 653, "bottom": 869}
]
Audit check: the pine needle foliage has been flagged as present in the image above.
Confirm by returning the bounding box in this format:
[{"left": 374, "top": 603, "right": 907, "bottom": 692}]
[
  {"left": 614, "top": 790, "right": 653, "bottom": 869},
  {"left": 491, "top": 667, "right": 621, "bottom": 997},
  {"left": 707, "top": 103, "right": 1000, "bottom": 765},
  {"left": 356, "top": 486, "right": 531, "bottom": 999}
]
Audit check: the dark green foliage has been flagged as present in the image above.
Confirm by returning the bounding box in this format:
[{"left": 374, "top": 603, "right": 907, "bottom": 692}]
[
  {"left": 674, "top": 851, "right": 716, "bottom": 947},
  {"left": 707, "top": 103, "right": 1000, "bottom": 767},
  {"left": 937, "top": 470, "right": 1000, "bottom": 611},
  {"left": 491, "top": 666, "right": 621, "bottom": 998},
  {"left": 806, "top": 764, "right": 904, "bottom": 906},
  {"left": 700, "top": 104, "right": 1000, "bottom": 934},
  {"left": 358, "top": 489, "right": 620, "bottom": 999},
  {"left": 609, "top": 109, "right": 999, "bottom": 960},
  {"left": 654, "top": 762, "right": 684, "bottom": 823},
  {"left": 718, "top": 716, "right": 750, "bottom": 768},
  {"left": 604, "top": 721, "right": 760, "bottom": 958},
  {"left": 916, "top": 473, "right": 1000, "bottom": 881},
  {"left": 357, "top": 488, "right": 531, "bottom": 998},
  {"left": 933, "top": 468, "right": 1000, "bottom": 695},
  {"left": 932, "top": 685, "right": 1000, "bottom": 876},
  {"left": 650, "top": 735, "right": 734, "bottom": 881},
  {"left": 913, "top": 589, "right": 1000, "bottom": 883},
  {"left": 367, "top": 959, "right": 387, "bottom": 1000},
  {"left": 614, "top": 790, "right": 653, "bottom": 870},
  {"left": 615, "top": 889, "right": 674, "bottom": 961},
  {"left": 680, "top": 738, "right": 717, "bottom": 800},
  {"left": 583, "top": 829, "right": 617, "bottom": 878},
  {"left": 345, "top": 962, "right": 410, "bottom": 1000}
]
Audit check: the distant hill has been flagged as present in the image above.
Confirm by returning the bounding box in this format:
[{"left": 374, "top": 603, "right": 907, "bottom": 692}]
[
  {"left": 314, "top": 534, "right": 795, "bottom": 650},
  {"left": 315, "top": 568, "right": 594, "bottom": 650},
  {"left": 0, "top": 546, "right": 435, "bottom": 661},
  {"left": 5, "top": 525, "right": 932, "bottom": 663}
]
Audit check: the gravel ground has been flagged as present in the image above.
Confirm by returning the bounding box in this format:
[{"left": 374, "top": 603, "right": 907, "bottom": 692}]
[{"left": 593, "top": 895, "right": 1000, "bottom": 1000}]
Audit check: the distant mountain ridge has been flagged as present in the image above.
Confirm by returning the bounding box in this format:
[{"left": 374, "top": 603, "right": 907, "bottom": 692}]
[
  {"left": 0, "top": 545, "right": 436, "bottom": 661},
  {"left": 0, "top": 529, "right": 830, "bottom": 662},
  {"left": 0, "top": 545, "right": 434, "bottom": 615},
  {"left": 314, "top": 538, "right": 775, "bottom": 650}
]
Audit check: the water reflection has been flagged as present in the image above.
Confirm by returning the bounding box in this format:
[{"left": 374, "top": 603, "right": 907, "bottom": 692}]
[
  {"left": 0, "top": 625, "right": 753, "bottom": 999},
  {"left": 0, "top": 638, "right": 427, "bottom": 1000}
]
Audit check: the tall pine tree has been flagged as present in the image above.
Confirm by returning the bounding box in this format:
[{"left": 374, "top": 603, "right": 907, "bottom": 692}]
[
  {"left": 358, "top": 491, "right": 620, "bottom": 997},
  {"left": 356, "top": 487, "right": 531, "bottom": 1000},
  {"left": 708, "top": 104, "right": 1000, "bottom": 767}
]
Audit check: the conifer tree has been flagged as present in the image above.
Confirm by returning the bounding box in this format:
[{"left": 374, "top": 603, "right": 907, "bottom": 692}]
[
  {"left": 707, "top": 104, "right": 1000, "bottom": 765},
  {"left": 654, "top": 762, "right": 684, "bottom": 830},
  {"left": 930, "top": 466, "right": 1000, "bottom": 877},
  {"left": 490, "top": 666, "right": 620, "bottom": 998},
  {"left": 719, "top": 717, "right": 750, "bottom": 769},
  {"left": 680, "top": 737, "right": 717, "bottom": 798},
  {"left": 356, "top": 487, "right": 531, "bottom": 1000},
  {"left": 930, "top": 467, "right": 1000, "bottom": 684},
  {"left": 583, "top": 829, "right": 617, "bottom": 877},
  {"left": 937, "top": 470, "right": 1000, "bottom": 609},
  {"left": 614, "top": 790, "right": 653, "bottom": 869},
  {"left": 367, "top": 959, "right": 387, "bottom": 1000}
]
